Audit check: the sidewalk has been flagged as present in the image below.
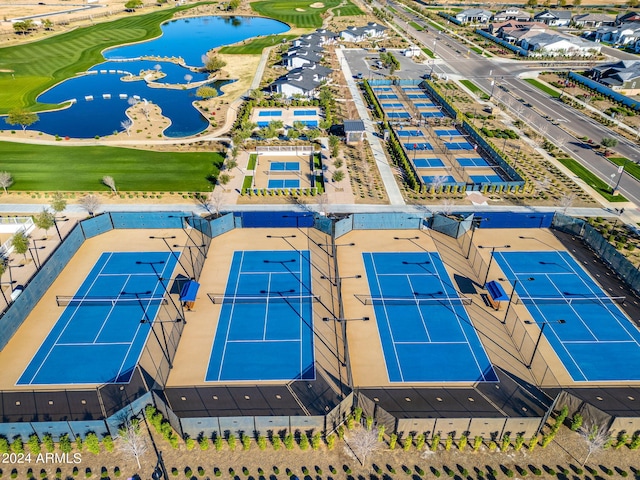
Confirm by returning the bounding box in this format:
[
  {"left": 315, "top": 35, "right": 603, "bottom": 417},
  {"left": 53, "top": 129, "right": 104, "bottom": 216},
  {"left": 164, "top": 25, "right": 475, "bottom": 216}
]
[{"left": 335, "top": 48, "right": 405, "bottom": 206}]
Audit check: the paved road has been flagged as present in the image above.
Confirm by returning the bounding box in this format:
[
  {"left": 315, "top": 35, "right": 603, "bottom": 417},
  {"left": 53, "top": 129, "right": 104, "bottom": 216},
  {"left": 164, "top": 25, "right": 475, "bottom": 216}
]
[{"left": 372, "top": 0, "right": 640, "bottom": 206}]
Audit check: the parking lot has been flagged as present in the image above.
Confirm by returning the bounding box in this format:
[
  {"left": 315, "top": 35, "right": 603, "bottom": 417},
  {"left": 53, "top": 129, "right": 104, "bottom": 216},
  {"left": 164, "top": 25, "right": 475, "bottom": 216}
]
[{"left": 342, "top": 47, "right": 431, "bottom": 80}]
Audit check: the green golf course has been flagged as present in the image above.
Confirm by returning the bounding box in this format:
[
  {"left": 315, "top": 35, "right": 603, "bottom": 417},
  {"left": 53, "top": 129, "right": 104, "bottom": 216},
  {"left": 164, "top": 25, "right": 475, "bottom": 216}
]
[
  {"left": 219, "top": 34, "right": 298, "bottom": 54},
  {"left": 251, "top": 0, "right": 362, "bottom": 28},
  {"left": 0, "top": 141, "right": 223, "bottom": 191}
]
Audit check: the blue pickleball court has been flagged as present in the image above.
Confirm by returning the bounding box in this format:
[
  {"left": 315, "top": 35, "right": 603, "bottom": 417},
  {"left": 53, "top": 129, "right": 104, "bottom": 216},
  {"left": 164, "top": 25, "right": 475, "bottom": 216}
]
[
  {"left": 206, "top": 250, "right": 315, "bottom": 382},
  {"left": 414, "top": 158, "right": 444, "bottom": 168},
  {"left": 270, "top": 162, "right": 300, "bottom": 171},
  {"left": 268, "top": 179, "right": 300, "bottom": 189},
  {"left": 470, "top": 174, "right": 502, "bottom": 183},
  {"left": 423, "top": 175, "right": 456, "bottom": 184},
  {"left": 363, "top": 252, "right": 497, "bottom": 382},
  {"left": 17, "top": 252, "right": 179, "bottom": 385},
  {"left": 457, "top": 157, "right": 489, "bottom": 167},
  {"left": 405, "top": 142, "right": 433, "bottom": 150},
  {"left": 495, "top": 251, "right": 640, "bottom": 382}
]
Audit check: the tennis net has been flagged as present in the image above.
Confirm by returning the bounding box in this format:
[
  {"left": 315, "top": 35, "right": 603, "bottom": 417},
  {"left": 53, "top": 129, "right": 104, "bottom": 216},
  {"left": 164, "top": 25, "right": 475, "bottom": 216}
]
[
  {"left": 355, "top": 294, "right": 472, "bottom": 306},
  {"left": 514, "top": 295, "right": 626, "bottom": 306},
  {"left": 208, "top": 293, "right": 320, "bottom": 304},
  {"left": 56, "top": 296, "right": 168, "bottom": 307}
]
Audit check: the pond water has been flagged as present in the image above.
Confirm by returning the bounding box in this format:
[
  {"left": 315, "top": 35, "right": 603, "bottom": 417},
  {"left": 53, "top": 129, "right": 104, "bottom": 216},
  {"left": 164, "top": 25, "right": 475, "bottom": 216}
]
[{"left": 24, "top": 16, "right": 289, "bottom": 138}]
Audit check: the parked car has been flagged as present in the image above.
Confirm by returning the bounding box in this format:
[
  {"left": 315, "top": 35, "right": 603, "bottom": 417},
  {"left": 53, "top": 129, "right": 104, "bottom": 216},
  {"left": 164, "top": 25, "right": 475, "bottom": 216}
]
[
  {"left": 379, "top": 47, "right": 387, "bottom": 52},
  {"left": 355, "top": 72, "right": 363, "bottom": 79}
]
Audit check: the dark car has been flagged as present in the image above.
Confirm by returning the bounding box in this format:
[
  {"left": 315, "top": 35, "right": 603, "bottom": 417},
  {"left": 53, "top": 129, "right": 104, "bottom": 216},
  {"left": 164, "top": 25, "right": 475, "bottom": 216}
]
[
  {"left": 355, "top": 72, "right": 363, "bottom": 79},
  {"left": 379, "top": 47, "right": 387, "bottom": 52}
]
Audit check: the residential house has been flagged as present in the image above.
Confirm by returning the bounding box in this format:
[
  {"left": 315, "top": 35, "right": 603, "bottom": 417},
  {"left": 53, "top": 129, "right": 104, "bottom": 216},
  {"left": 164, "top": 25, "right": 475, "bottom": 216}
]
[
  {"left": 572, "top": 13, "right": 615, "bottom": 28},
  {"left": 520, "top": 32, "right": 601, "bottom": 56},
  {"left": 340, "top": 22, "right": 387, "bottom": 42},
  {"left": 490, "top": 21, "right": 547, "bottom": 41},
  {"left": 492, "top": 8, "right": 531, "bottom": 22},
  {"left": 591, "top": 60, "right": 640, "bottom": 93},
  {"left": 271, "top": 70, "right": 322, "bottom": 98},
  {"left": 454, "top": 8, "right": 492, "bottom": 24},
  {"left": 594, "top": 23, "right": 640, "bottom": 45},
  {"left": 534, "top": 10, "right": 572, "bottom": 27},
  {"left": 616, "top": 11, "right": 640, "bottom": 25},
  {"left": 281, "top": 49, "right": 324, "bottom": 69}
]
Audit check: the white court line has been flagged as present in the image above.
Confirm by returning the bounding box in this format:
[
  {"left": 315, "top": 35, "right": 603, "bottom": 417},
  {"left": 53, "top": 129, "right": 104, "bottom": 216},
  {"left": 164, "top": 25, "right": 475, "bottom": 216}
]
[{"left": 406, "top": 275, "right": 432, "bottom": 343}]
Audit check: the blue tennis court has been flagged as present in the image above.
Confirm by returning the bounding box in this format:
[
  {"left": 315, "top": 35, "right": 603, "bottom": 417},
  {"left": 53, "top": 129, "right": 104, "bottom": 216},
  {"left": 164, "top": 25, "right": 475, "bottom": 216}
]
[
  {"left": 470, "top": 174, "right": 502, "bottom": 183},
  {"left": 268, "top": 179, "right": 300, "bottom": 189},
  {"left": 396, "top": 130, "right": 424, "bottom": 137},
  {"left": 405, "top": 142, "right": 433, "bottom": 150},
  {"left": 382, "top": 103, "right": 403, "bottom": 108},
  {"left": 413, "top": 102, "right": 435, "bottom": 107},
  {"left": 495, "top": 251, "right": 640, "bottom": 382},
  {"left": 363, "top": 252, "right": 497, "bottom": 382},
  {"left": 414, "top": 158, "right": 444, "bottom": 168},
  {"left": 270, "top": 161, "right": 300, "bottom": 171},
  {"left": 423, "top": 175, "right": 456, "bottom": 184},
  {"left": 294, "top": 109, "right": 317, "bottom": 116},
  {"left": 377, "top": 94, "right": 398, "bottom": 99},
  {"left": 258, "top": 110, "right": 282, "bottom": 117},
  {"left": 445, "top": 141, "right": 474, "bottom": 150},
  {"left": 17, "top": 252, "right": 178, "bottom": 385},
  {"left": 435, "top": 129, "right": 462, "bottom": 137},
  {"left": 421, "top": 111, "right": 444, "bottom": 118},
  {"left": 388, "top": 112, "right": 410, "bottom": 119},
  {"left": 458, "top": 157, "right": 489, "bottom": 167},
  {"left": 206, "top": 250, "right": 314, "bottom": 381}
]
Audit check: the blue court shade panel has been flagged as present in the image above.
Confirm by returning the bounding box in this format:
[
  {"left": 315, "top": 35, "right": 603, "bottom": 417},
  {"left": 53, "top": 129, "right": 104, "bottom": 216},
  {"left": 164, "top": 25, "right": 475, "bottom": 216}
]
[
  {"left": 268, "top": 179, "right": 300, "bottom": 189},
  {"left": 405, "top": 142, "right": 433, "bottom": 150},
  {"left": 457, "top": 157, "right": 489, "bottom": 167},
  {"left": 270, "top": 162, "right": 300, "bottom": 171},
  {"left": 444, "top": 142, "right": 474, "bottom": 150},
  {"left": 495, "top": 250, "right": 640, "bottom": 382},
  {"left": 206, "top": 250, "right": 314, "bottom": 381},
  {"left": 414, "top": 158, "right": 444, "bottom": 168},
  {"left": 422, "top": 175, "right": 456, "bottom": 184},
  {"left": 363, "top": 252, "right": 497, "bottom": 382},
  {"left": 293, "top": 109, "right": 317, "bottom": 116},
  {"left": 470, "top": 175, "right": 502, "bottom": 183},
  {"left": 17, "top": 252, "right": 179, "bottom": 385}
]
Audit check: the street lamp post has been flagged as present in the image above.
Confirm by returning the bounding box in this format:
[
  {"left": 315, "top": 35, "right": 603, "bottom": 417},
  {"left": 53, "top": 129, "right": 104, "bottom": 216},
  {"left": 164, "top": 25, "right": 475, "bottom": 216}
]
[
  {"left": 525, "top": 319, "right": 566, "bottom": 369},
  {"left": 500, "top": 277, "right": 535, "bottom": 324},
  {"left": 612, "top": 157, "right": 630, "bottom": 195},
  {"left": 478, "top": 244, "right": 511, "bottom": 286}
]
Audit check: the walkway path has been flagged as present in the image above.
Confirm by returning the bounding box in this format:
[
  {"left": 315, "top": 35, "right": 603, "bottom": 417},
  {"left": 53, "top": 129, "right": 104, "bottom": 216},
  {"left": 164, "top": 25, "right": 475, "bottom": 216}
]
[{"left": 335, "top": 48, "right": 405, "bottom": 206}]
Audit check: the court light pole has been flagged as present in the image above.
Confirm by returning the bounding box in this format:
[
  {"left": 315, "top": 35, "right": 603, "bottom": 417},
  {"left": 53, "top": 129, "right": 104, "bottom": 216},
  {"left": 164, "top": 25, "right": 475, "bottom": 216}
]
[
  {"left": 320, "top": 274, "right": 361, "bottom": 287},
  {"left": 315, "top": 241, "right": 356, "bottom": 258},
  {"left": 478, "top": 244, "right": 511, "bottom": 287},
  {"left": 525, "top": 319, "right": 565, "bottom": 369},
  {"left": 500, "top": 277, "right": 534, "bottom": 324}
]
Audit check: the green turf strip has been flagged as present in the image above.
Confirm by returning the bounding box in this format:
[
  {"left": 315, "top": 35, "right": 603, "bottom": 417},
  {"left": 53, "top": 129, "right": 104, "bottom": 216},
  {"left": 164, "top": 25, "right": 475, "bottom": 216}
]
[
  {"left": 0, "top": 141, "right": 222, "bottom": 191},
  {"left": 219, "top": 34, "right": 298, "bottom": 54},
  {"left": 524, "top": 78, "right": 561, "bottom": 98},
  {"left": 609, "top": 157, "right": 640, "bottom": 182},
  {"left": 409, "top": 21, "right": 424, "bottom": 31},
  {"left": 0, "top": 3, "right": 210, "bottom": 113},
  {"left": 557, "top": 157, "right": 628, "bottom": 202}
]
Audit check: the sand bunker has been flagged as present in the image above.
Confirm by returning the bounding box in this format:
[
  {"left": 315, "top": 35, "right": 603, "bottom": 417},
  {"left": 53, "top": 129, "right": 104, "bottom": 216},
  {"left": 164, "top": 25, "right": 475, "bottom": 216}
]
[
  {"left": 295, "top": 8, "right": 306, "bottom": 11},
  {"left": 309, "top": 2, "right": 325, "bottom": 8}
]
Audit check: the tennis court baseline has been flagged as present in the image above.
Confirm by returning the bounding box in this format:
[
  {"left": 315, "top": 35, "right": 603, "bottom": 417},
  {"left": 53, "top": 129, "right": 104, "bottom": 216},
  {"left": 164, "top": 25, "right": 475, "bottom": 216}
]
[
  {"left": 17, "top": 252, "right": 179, "bottom": 385},
  {"left": 495, "top": 251, "right": 640, "bottom": 382},
  {"left": 206, "top": 250, "right": 314, "bottom": 382},
  {"left": 363, "top": 252, "right": 497, "bottom": 382}
]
